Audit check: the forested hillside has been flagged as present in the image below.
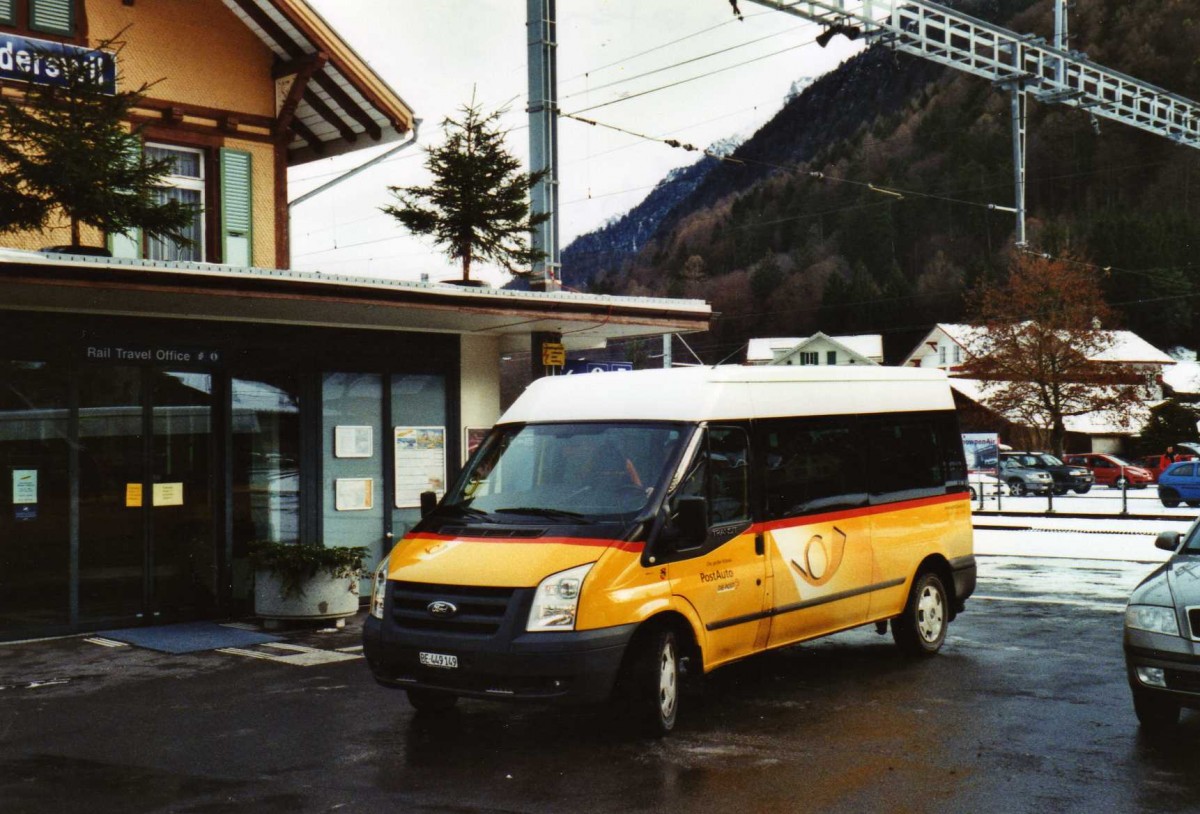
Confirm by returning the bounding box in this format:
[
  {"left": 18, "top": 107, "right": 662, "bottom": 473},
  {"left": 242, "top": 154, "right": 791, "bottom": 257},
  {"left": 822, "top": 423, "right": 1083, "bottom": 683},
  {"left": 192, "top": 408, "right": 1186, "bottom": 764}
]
[{"left": 562, "top": 0, "right": 1200, "bottom": 363}]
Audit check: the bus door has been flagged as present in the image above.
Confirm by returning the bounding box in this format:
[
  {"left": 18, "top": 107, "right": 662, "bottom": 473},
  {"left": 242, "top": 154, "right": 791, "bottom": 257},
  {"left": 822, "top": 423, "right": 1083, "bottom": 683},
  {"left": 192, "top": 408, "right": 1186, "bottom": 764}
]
[{"left": 664, "top": 426, "right": 770, "bottom": 666}]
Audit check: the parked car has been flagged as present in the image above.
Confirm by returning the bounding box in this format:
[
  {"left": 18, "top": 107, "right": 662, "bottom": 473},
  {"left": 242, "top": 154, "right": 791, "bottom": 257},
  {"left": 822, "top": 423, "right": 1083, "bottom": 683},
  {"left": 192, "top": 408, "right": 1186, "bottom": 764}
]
[
  {"left": 1156, "top": 461, "right": 1200, "bottom": 508},
  {"left": 1124, "top": 523, "right": 1200, "bottom": 731},
  {"left": 996, "top": 457, "right": 1054, "bottom": 496},
  {"left": 999, "top": 451, "right": 1094, "bottom": 495},
  {"left": 1063, "top": 453, "right": 1153, "bottom": 489},
  {"left": 967, "top": 472, "right": 1008, "bottom": 500},
  {"left": 1135, "top": 452, "right": 1199, "bottom": 482}
]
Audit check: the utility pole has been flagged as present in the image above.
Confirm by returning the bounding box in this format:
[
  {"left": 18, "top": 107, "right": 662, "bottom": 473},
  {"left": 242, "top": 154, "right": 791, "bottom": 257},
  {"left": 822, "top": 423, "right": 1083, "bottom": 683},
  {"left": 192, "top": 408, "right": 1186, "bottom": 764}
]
[{"left": 526, "top": 0, "right": 562, "bottom": 291}]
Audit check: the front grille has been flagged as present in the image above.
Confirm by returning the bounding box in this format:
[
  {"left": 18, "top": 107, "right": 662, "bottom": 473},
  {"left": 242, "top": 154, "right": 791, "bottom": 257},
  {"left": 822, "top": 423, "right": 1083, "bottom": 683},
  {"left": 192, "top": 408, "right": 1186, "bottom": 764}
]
[
  {"left": 1188, "top": 607, "right": 1200, "bottom": 641},
  {"left": 390, "top": 581, "right": 517, "bottom": 637}
]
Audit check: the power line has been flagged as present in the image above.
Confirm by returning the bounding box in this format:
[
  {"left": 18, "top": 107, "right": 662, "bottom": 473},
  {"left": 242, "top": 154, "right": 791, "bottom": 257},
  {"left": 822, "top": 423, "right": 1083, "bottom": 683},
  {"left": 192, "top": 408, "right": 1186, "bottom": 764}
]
[
  {"left": 567, "top": 36, "right": 822, "bottom": 116},
  {"left": 561, "top": 22, "right": 810, "bottom": 101},
  {"left": 560, "top": 6, "right": 776, "bottom": 84}
]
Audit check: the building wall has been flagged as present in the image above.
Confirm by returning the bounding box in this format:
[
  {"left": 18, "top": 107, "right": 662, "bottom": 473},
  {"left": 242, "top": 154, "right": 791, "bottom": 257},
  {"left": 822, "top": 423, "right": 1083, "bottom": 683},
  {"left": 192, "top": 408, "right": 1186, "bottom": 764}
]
[
  {"left": 1, "top": 0, "right": 281, "bottom": 264},
  {"left": 460, "top": 335, "right": 501, "bottom": 449},
  {"left": 89, "top": 0, "right": 275, "bottom": 117}
]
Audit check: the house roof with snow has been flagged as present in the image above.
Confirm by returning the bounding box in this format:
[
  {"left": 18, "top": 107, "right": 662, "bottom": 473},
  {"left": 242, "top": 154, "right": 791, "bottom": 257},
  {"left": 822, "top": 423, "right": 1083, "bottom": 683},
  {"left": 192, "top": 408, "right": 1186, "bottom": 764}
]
[
  {"left": 747, "top": 334, "right": 882, "bottom": 365},
  {"left": 773, "top": 332, "right": 881, "bottom": 366},
  {"left": 950, "top": 378, "right": 1151, "bottom": 437},
  {"left": 1164, "top": 361, "right": 1200, "bottom": 396},
  {"left": 903, "top": 323, "right": 1174, "bottom": 368}
]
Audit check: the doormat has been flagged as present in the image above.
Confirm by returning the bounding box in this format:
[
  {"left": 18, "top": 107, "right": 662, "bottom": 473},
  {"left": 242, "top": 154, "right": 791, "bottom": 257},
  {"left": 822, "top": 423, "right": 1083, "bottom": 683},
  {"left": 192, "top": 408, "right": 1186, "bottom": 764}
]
[{"left": 96, "top": 622, "right": 283, "bottom": 654}]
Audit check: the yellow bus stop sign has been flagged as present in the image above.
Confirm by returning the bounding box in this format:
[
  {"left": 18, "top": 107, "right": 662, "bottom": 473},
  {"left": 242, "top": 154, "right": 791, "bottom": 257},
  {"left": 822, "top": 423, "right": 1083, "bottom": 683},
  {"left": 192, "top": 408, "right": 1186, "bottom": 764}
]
[{"left": 542, "top": 342, "right": 566, "bottom": 367}]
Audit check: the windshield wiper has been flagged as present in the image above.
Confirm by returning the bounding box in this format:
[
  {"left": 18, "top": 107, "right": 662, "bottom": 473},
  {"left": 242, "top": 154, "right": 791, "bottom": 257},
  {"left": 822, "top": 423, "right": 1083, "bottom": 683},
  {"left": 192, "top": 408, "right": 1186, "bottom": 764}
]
[{"left": 493, "top": 507, "right": 593, "bottom": 523}]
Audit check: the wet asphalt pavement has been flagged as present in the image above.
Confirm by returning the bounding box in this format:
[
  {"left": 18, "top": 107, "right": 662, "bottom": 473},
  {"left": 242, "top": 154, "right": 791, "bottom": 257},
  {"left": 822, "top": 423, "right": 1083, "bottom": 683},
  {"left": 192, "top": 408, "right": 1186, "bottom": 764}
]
[{"left": 3, "top": 555, "right": 1200, "bottom": 814}]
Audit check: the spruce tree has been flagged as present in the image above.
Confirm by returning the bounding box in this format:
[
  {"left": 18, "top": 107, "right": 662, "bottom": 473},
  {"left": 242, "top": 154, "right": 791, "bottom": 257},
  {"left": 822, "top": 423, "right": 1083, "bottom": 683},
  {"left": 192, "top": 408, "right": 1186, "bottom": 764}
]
[
  {"left": 0, "top": 35, "right": 195, "bottom": 250},
  {"left": 383, "top": 98, "right": 547, "bottom": 282}
]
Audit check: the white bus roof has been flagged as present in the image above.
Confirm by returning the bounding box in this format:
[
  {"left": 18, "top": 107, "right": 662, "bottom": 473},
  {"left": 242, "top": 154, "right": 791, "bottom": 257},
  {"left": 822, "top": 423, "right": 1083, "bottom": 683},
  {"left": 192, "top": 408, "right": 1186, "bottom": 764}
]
[{"left": 500, "top": 365, "right": 956, "bottom": 424}]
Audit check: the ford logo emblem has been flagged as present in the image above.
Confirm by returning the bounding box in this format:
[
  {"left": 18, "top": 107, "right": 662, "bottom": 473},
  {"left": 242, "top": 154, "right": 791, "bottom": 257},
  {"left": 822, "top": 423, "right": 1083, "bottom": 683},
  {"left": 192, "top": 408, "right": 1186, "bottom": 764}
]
[{"left": 427, "top": 600, "right": 458, "bottom": 617}]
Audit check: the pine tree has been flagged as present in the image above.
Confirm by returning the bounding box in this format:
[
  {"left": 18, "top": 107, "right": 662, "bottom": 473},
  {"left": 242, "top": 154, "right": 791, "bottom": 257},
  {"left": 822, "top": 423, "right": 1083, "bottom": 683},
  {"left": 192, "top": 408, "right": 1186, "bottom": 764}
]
[
  {"left": 383, "top": 98, "right": 547, "bottom": 282},
  {"left": 0, "top": 35, "right": 196, "bottom": 249}
]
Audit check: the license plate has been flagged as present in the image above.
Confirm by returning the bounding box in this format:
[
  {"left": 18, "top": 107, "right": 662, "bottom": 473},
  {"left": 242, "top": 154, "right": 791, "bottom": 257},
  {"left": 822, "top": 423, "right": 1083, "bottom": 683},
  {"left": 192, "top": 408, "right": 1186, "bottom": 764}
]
[{"left": 418, "top": 651, "right": 458, "bottom": 669}]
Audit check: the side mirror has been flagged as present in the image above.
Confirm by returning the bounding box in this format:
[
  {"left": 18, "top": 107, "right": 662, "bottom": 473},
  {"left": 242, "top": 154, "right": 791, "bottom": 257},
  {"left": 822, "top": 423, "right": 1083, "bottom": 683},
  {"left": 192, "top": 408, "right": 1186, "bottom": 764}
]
[
  {"left": 1156, "top": 530, "right": 1182, "bottom": 552},
  {"left": 420, "top": 490, "right": 438, "bottom": 518},
  {"left": 674, "top": 496, "right": 709, "bottom": 545}
]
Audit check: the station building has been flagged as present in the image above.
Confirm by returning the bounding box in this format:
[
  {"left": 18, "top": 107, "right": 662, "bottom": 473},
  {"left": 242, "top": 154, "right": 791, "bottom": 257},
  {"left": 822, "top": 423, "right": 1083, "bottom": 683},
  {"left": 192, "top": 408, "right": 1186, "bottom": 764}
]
[{"left": 0, "top": 0, "right": 710, "bottom": 640}]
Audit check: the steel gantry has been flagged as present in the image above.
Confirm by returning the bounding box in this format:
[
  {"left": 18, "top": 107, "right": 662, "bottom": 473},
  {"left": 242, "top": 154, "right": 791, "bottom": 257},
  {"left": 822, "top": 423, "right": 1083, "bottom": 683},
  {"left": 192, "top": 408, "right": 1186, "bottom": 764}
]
[{"left": 744, "top": 0, "right": 1200, "bottom": 245}]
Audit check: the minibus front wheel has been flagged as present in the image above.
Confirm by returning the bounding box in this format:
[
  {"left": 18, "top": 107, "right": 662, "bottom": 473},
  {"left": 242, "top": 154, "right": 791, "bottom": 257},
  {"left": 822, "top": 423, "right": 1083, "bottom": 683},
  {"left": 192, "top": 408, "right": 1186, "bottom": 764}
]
[
  {"left": 622, "top": 625, "right": 681, "bottom": 737},
  {"left": 891, "top": 571, "right": 948, "bottom": 656}
]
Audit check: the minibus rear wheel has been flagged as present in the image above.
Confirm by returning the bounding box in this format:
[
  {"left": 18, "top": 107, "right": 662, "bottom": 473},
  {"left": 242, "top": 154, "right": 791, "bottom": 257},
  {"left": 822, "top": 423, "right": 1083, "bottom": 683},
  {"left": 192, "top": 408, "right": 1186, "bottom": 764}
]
[
  {"left": 406, "top": 688, "right": 458, "bottom": 713},
  {"left": 624, "top": 625, "right": 680, "bottom": 737},
  {"left": 891, "top": 571, "right": 948, "bottom": 656}
]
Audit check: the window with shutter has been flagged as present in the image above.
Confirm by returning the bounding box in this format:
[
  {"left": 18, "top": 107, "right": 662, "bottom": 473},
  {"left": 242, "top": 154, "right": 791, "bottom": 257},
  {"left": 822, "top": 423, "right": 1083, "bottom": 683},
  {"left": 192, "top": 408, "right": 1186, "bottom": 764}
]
[
  {"left": 220, "top": 149, "right": 253, "bottom": 267},
  {"left": 0, "top": 1, "right": 15, "bottom": 25},
  {"left": 29, "top": 0, "right": 73, "bottom": 35}
]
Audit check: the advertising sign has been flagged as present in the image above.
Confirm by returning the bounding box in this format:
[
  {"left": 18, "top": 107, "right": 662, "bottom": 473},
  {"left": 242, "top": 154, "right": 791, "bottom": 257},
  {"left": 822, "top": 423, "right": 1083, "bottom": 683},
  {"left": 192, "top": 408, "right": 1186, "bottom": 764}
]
[{"left": 962, "top": 433, "right": 1000, "bottom": 473}]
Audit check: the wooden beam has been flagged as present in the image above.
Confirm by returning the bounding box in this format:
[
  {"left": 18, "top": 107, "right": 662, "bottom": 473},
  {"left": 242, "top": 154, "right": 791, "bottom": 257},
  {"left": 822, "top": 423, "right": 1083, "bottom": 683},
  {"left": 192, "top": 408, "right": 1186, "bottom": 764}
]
[
  {"left": 230, "top": 0, "right": 306, "bottom": 60},
  {"left": 289, "top": 118, "right": 326, "bottom": 156},
  {"left": 274, "top": 52, "right": 327, "bottom": 140},
  {"left": 312, "top": 69, "right": 381, "bottom": 141},
  {"left": 300, "top": 88, "right": 356, "bottom": 143}
]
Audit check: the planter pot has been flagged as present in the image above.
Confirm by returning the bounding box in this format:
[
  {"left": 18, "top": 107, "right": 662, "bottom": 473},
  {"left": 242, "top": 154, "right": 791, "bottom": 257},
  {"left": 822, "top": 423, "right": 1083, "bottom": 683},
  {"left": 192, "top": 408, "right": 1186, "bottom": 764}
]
[{"left": 254, "top": 568, "right": 360, "bottom": 623}]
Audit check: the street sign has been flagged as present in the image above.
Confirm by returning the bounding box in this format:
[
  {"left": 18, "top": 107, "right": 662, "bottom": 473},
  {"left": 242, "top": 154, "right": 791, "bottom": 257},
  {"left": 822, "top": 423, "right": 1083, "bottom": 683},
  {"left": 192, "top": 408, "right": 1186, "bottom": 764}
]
[{"left": 541, "top": 342, "right": 566, "bottom": 367}]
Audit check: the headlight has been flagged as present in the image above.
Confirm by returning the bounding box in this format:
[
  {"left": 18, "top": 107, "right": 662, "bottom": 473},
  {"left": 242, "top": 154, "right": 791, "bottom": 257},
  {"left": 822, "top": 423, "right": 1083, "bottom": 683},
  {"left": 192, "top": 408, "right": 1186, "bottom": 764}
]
[
  {"left": 370, "top": 558, "right": 390, "bottom": 620},
  {"left": 527, "top": 563, "right": 594, "bottom": 632},
  {"left": 1125, "top": 604, "right": 1179, "bottom": 636},
  {"left": 1071, "top": 468, "right": 1088, "bottom": 476}
]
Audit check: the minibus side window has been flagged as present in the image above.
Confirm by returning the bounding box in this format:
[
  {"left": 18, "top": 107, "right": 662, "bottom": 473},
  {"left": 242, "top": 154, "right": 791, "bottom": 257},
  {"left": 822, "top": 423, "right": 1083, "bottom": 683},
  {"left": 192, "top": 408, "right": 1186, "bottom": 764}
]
[
  {"left": 760, "top": 417, "right": 866, "bottom": 520},
  {"left": 934, "top": 411, "right": 968, "bottom": 489},
  {"left": 663, "top": 426, "right": 749, "bottom": 552},
  {"left": 709, "top": 426, "right": 750, "bottom": 525},
  {"left": 864, "top": 414, "right": 944, "bottom": 503}
]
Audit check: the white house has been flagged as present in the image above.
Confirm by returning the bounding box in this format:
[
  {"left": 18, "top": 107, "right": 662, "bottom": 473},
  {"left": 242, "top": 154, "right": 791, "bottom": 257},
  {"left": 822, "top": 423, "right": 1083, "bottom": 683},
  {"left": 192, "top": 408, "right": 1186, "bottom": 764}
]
[
  {"left": 902, "top": 323, "right": 1174, "bottom": 399},
  {"left": 747, "top": 333, "right": 883, "bottom": 366}
]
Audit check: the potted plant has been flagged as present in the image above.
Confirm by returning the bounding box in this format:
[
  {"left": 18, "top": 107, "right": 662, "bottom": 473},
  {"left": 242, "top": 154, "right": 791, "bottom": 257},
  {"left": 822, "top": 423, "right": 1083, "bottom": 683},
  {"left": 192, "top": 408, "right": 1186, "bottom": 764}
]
[{"left": 249, "top": 542, "right": 367, "bottom": 627}]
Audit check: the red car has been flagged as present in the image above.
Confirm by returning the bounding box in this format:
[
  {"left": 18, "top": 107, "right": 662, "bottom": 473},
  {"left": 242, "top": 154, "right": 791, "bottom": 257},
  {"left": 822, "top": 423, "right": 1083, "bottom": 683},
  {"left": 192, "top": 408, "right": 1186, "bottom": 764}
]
[{"left": 1064, "top": 453, "right": 1154, "bottom": 489}]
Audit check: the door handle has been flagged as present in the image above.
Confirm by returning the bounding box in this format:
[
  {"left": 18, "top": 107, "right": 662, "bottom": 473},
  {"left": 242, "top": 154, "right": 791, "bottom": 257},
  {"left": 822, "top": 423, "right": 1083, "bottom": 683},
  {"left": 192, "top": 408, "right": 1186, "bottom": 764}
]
[{"left": 755, "top": 532, "right": 764, "bottom": 556}]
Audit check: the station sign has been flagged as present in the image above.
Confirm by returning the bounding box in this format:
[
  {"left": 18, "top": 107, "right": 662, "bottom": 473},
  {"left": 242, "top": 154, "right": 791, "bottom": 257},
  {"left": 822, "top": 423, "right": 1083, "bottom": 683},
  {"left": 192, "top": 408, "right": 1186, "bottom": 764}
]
[
  {"left": 81, "top": 344, "right": 224, "bottom": 365},
  {"left": 0, "top": 34, "right": 116, "bottom": 95}
]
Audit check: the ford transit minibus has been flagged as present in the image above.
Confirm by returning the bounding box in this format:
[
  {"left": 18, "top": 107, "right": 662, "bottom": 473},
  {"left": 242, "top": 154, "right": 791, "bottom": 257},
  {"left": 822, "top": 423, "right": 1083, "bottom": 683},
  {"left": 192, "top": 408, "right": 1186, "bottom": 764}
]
[{"left": 363, "top": 365, "right": 975, "bottom": 734}]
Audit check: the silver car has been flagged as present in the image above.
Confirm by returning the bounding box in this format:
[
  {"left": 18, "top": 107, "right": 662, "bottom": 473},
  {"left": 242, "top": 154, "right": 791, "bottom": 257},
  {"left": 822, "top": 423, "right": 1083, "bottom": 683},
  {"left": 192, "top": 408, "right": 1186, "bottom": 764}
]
[{"left": 997, "top": 457, "right": 1054, "bottom": 496}]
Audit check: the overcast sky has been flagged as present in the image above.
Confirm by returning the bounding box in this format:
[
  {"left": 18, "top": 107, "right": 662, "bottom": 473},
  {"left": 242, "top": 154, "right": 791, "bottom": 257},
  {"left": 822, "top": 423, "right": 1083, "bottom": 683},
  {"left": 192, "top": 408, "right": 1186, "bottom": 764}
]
[{"left": 290, "top": 0, "right": 864, "bottom": 285}]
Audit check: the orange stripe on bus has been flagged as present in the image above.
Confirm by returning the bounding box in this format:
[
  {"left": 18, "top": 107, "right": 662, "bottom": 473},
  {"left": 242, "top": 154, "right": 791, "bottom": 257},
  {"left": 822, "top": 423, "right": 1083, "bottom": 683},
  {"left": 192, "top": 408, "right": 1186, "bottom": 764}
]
[{"left": 405, "top": 531, "right": 644, "bottom": 553}]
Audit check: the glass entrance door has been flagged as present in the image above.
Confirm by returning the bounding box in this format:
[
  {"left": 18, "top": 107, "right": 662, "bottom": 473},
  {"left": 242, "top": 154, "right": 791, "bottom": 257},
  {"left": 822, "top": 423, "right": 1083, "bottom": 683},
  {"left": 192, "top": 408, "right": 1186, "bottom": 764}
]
[{"left": 78, "top": 367, "right": 216, "bottom": 626}]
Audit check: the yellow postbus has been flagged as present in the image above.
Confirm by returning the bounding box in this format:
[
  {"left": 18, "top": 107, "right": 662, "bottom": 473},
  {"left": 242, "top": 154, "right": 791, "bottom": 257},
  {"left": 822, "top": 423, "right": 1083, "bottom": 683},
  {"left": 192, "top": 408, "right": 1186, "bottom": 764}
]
[{"left": 363, "top": 365, "right": 975, "bottom": 734}]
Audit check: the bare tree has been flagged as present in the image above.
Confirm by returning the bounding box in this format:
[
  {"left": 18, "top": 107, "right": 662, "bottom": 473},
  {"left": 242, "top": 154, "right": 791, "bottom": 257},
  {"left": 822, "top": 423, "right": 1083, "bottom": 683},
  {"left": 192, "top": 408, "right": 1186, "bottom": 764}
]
[{"left": 959, "top": 252, "right": 1146, "bottom": 456}]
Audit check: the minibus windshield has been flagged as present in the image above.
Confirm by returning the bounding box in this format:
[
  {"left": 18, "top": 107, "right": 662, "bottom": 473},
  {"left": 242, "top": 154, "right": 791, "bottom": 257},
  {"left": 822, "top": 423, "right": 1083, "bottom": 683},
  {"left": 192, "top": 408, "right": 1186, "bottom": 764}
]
[{"left": 444, "top": 422, "right": 688, "bottom": 523}]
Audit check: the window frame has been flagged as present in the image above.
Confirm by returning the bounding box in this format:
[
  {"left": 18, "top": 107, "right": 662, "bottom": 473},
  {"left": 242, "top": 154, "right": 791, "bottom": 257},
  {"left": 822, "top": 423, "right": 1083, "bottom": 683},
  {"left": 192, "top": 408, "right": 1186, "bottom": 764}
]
[{"left": 145, "top": 141, "right": 207, "bottom": 263}]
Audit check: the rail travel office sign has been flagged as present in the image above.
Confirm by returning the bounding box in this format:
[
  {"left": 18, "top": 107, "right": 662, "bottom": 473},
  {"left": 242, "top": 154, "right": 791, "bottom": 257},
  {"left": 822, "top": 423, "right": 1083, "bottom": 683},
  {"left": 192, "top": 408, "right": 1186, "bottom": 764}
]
[{"left": 0, "top": 33, "right": 116, "bottom": 95}]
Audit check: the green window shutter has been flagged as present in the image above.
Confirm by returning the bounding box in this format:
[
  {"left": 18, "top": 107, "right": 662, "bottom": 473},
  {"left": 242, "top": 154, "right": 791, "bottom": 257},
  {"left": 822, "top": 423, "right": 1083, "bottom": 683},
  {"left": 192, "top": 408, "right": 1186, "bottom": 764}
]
[
  {"left": 0, "top": 1, "right": 15, "bottom": 25},
  {"left": 29, "top": 0, "right": 74, "bottom": 35},
  {"left": 220, "top": 149, "right": 253, "bottom": 267}
]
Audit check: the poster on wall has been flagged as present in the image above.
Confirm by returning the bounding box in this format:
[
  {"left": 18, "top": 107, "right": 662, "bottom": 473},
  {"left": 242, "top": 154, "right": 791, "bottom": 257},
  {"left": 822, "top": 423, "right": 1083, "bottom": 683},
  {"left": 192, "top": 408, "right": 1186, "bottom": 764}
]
[
  {"left": 334, "top": 425, "right": 373, "bottom": 459},
  {"left": 395, "top": 426, "right": 446, "bottom": 508},
  {"left": 335, "top": 478, "right": 374, "bottom": 511},
  {"left": 962, "top": 432, "right": 1000, "bottom": 473},
  {"left": 12, "top": 469, "right": 37, "bottom": 504}
]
